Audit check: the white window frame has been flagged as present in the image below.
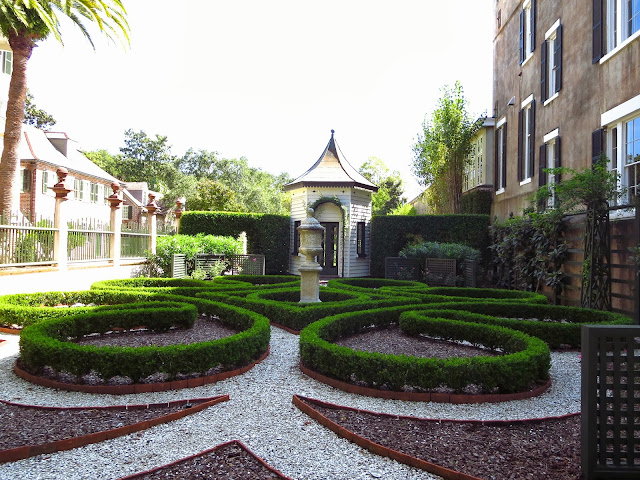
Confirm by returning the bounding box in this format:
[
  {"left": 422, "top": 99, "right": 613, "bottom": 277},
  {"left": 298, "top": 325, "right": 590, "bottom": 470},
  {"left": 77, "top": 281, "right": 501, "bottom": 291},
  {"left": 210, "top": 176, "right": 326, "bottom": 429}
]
[
  {"left": 522, "top": 0, "right": 534, "bottom": 64},
  {"left": 543, "top": 129, "right": 560, "bottom": 208},
  {"left": 602, "top": 0, "right": 640, "bottom": 63},
  {"left": 521, "top": 95, "right": 534, "bottom": 185},
  {"left": 1, "top": 51, "right": 12, "bottom": 75},
  {"left": 544, "top": 20, "right": 561, "bottom": 106},
  {"left": 90, "top": 183, "right": 100, "bottom": 203},
  {"left": 602, "top": 94, "right": 640, "bottom": 209}
]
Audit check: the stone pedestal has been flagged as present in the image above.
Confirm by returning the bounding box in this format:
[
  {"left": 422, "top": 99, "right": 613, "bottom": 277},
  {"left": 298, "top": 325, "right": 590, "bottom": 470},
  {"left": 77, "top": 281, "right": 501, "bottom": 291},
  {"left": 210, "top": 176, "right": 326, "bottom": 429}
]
[{"left": 298, "top": 212, "right": 325, "bottom": 303}]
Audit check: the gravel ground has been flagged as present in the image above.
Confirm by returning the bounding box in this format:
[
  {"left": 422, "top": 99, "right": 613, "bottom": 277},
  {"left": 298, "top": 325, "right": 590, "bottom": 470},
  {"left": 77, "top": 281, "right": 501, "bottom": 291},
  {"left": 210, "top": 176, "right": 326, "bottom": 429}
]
[{"left": 0, "top": 325, "right": 581, "bottom": 480}]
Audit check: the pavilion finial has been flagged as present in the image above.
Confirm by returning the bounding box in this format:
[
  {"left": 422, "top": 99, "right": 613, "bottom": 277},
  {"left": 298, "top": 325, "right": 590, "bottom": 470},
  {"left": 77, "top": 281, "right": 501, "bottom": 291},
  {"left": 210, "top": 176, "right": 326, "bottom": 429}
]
[{"left": 331, "top": 129, "right": 335, "bottom": 137}]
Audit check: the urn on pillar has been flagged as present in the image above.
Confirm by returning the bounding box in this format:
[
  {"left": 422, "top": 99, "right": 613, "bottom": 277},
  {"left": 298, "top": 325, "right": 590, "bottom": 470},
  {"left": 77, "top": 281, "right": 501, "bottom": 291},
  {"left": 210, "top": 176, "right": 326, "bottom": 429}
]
[{"left": 297, "top": 209, "right": 325, "bottom": 303}]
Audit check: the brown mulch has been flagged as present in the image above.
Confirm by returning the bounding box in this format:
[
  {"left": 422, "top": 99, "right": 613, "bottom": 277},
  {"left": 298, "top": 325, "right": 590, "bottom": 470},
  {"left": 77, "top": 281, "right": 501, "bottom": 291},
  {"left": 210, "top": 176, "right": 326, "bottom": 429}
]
[
  {"left": 335, "top": 324, "right": 497, "bottom": 358},
  {"left": 0, "top": 401, "right": 207, "bottom": 452},
  {"left": 306, "top": 398, "right": 581, "bottom": 480},
  {"left": 124, "top": 442, "right": 289, "bottom": 480},
  {"left": 75, "top": 314, "right": 238, "bottom": 347}
]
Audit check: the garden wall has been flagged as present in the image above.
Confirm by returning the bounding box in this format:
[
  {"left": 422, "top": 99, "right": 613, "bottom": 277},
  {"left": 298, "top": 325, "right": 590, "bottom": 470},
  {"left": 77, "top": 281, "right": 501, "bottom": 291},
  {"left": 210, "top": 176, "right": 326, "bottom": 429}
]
[
  {"left": 369, "top": 215, "right": 491, "bottom": 278},
  {"left": 179, "top": 212, "right": 290, "bottom": 274}
]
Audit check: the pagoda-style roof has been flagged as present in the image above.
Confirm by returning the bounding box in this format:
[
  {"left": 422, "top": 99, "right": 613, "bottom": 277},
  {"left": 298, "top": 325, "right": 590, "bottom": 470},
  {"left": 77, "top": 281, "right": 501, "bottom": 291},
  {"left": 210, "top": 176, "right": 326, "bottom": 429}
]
[{"left": 284, "top": 130, "right": 378, "bottom": 192}]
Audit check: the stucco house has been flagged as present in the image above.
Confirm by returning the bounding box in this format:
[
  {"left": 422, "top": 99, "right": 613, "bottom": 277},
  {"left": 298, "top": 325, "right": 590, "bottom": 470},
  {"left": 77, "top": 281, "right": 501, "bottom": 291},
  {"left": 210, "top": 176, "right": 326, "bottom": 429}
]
[{"left": 285, "top": 130, "right": 378, "bottom": 277}]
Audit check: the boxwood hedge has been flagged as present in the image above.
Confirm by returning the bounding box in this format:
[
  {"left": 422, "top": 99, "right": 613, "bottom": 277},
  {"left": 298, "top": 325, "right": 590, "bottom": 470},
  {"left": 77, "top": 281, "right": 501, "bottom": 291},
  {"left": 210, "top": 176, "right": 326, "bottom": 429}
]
[
  {"left": 18, "top": 300, "right": 270, "bottom": 382},
  {"left": 299, "top": 306, "right": 551, "bottom": 394}
]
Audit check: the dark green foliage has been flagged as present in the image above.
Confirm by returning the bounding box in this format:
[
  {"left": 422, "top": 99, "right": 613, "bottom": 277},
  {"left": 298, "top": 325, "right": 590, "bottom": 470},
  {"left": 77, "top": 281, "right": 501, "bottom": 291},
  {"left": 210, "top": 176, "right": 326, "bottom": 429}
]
[
  {"left": 460, "top": 189, "right": 492, "bottom": 215},
  {"left": 419, "top": 301, "right": 633, "bottom": 348},
  {"left": 179, "top": 212, "right": 290, "bottom": 274},
  {"left": 369, "top": 215, "right": 490, "bottom": 277},
  {"left": 18, "top": 299, "right": 270, "bottom": 382},
  {"left": 327, "top": 278, "right": 426, "bottom": 292},
  {"left": 197, "top": 287, "right": 413, "bottom": 331},
  {"left": 299, "top": 306, "right": 550, "bottom": 394}
]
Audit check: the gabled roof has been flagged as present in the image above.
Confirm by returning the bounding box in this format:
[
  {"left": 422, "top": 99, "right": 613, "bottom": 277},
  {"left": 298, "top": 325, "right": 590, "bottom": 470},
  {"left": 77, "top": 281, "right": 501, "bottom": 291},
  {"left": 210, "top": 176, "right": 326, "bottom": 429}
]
[
  {"left": 18, "top": 124, "right": 121, "bottom": 184},
  {"left": 284, "top": 130, "right": 378, "bottom": 192}
]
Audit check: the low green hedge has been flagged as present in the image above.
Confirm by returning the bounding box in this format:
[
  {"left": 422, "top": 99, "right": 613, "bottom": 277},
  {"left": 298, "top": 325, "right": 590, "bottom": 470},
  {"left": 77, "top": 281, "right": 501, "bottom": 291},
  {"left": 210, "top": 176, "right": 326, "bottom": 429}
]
[
  {"left": 213, "top": 275, "right": 300, "bottom": 287},
  {"left": 197, "top": 287, "right": 416, "bottom": 331},
  {"left": 300, "top": 306, "right": 550, "bottom": 394},
  {"left": 380, "top": 286, "right": 549, "bottom": 304},
  {"left": 327, "top": 278, "right": 426, "bottom": 292},
  {"left": 418, "top": 301, "right": 634, "bottom": 348},
  {"left": 18, "top": 300, "right": 270, "bottom": 382}
]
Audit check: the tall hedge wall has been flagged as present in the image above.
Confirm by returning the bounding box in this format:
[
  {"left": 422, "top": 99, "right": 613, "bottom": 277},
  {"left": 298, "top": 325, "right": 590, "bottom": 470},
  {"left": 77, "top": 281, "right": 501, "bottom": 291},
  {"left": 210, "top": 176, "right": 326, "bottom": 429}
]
[
  {"left": 179, "top": 212, "right": 290, "bottom": 274},
  {"left": 460, "top": 189, "right": 492, "bottom": 215},
  {"left": 370, "top": 215, "right": 491, "bottom": 277}
]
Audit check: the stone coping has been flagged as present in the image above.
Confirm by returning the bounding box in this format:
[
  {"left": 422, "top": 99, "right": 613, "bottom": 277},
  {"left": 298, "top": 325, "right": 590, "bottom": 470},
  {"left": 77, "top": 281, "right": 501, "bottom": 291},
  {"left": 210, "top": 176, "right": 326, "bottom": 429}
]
[
  {"left": 293, "top": 395, "right": 580, "bottom": 480},
  {"left": 0, "top": 327, "right": 19, "bottom": 335},
  {"left": 116, "top": 440, "right": 295, "bottom": 480},
  {"left": 0, "top": 395, "right": 229, "bottom": 464},
  {"left": 13, "top": 348, "right": 269, "bottom": 394},
  {"left": 300, "top": 362, "right": 551, "bottom": 404}
]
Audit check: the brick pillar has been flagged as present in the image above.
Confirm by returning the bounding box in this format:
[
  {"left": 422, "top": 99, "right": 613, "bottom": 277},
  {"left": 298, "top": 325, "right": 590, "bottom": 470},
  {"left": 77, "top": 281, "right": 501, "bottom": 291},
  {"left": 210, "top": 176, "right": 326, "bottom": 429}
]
[
  {"left": 174, "top": 197, "right": 185, "bottom": 233},
  {"left": 145, "top": 193, "right": 158, "bottom": 255},
  {"left": 107, "top": 182, "right": 123, "bottom": 267},
  {"left": 51, "top": 168, "right": 72, "bottom": 271}
]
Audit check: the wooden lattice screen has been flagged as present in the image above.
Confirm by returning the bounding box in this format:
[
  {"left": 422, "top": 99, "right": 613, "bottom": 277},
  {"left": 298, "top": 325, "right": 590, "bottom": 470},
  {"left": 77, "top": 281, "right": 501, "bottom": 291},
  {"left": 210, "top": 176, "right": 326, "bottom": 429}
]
[
  {"left": 425, "top": 258, "right": 457, "bottom": 286},
  {"left": 581, "top": 325, "right": 640, "bottom": 479},
  {"left": 229, "top": 254, "right": 265, "bottom": 275},
  {"left": 384, "top": 257, "right": 421, "bottom": 280}
]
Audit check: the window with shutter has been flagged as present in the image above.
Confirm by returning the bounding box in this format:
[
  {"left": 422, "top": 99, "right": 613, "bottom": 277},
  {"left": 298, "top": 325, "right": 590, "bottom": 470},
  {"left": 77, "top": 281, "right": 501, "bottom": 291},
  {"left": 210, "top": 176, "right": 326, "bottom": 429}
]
[{"left": 519, "top": 0, "right": 536, "bottom": 64}]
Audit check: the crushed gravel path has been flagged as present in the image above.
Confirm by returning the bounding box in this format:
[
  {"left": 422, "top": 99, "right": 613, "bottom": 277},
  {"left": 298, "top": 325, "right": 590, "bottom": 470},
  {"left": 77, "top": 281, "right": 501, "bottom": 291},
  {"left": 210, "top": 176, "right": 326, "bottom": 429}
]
[{"left": 0, "top": 325, "right": 580, "bottom": 480}]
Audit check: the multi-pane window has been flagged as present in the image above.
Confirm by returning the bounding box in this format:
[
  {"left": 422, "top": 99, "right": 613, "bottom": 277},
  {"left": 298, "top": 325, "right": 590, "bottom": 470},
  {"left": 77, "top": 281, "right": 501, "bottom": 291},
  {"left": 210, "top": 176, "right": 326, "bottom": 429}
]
[
  {"left": 495, "top": 120, "right": 507, "bottom": 192},
  {"left": 73, "top": 178, "right": 86, "bottom": 201},
  {"left": 464, "top": 136, "right": 485, "bottom": 192},
  {"left": 90, "top": 183, "right": 100, "bottom": 203},
  {"left": 519, "top": 97, "right": 536, "bottom": 183},
  {"left": 42, "top": 170, "right": 52, "bottom": 194},
  {"left": 1, "top": 51, "right": 12, "bottom": 75},
  {"left": 605, "top": 0, "right": 640, "bottom": 52},
  {"left": 539, "top": 132, "right": 561, "bottom": 209},
  {"left": 625, "top": 115, "right": 640, "bottom": 199},
  {"left": 519, "top": 0, "right": 536, "bottom": 63},
  {"left": 356, "top": 222, "right": 366, "bottom": 257},
  {"left": 542, "top": 22, "right": 562, "bottom": 103},
  {"left": 606, "top": 112, "right": 640, "bottom": 204}
]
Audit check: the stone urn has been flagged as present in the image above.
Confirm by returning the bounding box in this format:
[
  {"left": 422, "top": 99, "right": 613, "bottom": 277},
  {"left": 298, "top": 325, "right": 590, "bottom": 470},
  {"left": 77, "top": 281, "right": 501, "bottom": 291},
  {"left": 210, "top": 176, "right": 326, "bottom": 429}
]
[{"left": 297, "top": 210, "right": 325, "bottom": 303}]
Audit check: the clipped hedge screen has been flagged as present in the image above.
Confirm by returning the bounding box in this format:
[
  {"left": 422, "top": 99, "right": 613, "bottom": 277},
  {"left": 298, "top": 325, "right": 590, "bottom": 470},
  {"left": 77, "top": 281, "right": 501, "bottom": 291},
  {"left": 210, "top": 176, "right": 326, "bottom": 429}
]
[
  {"left": 179, "top": 212, "right": 290, "bottom": 274},
  {"left": 370, "top": 215, "right": 490, "bottom": 277}
]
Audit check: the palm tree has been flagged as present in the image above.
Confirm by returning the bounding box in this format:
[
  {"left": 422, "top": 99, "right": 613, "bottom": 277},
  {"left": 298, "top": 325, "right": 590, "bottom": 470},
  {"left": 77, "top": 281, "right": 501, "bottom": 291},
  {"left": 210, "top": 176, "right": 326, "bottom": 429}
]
[{"left": 0, "top": 1, "right": 129, "bottom": 215}]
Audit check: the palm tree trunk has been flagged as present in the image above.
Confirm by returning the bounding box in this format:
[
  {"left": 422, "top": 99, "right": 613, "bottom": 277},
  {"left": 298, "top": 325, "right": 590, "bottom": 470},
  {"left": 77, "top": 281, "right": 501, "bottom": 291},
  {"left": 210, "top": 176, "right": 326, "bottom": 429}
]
[{"left": 0, "top": 32, "right": 36, "bottom": 215}]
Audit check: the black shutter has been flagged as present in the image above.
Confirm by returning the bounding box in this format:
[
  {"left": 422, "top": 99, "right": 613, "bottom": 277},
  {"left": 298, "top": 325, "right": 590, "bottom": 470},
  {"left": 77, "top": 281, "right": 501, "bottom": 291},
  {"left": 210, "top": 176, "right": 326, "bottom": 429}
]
[
  {"left": 592, "top": 128, "right": 604, "bottom": 165},
  {"left": 528, "top": 100, "right": 536, "bottom": 179},
  {"left": 494, "top": 128, "right": 499, "bottom": 189},
  {"left": 541, "top": 40, "right": 548, "bottom": 101},
  {"left": 555, "top": 25, "right": 562, "bottom": 93},
  {"left": 593, "top": 0, "right": 603, "bottom": 63},
  {"left": 539, "top": 143, "right": 548, "bottom": 186},
  {"left": 519, "top": 9, "right": 525, "bottom": 64},
  {"left": 531, "top": 0, "right": 536, "bottom": 51},
  {"left": 518, "top": 109, "right": 524, "bottom": 181},
  {"left": 502, "top": 124, "right": 508, "bottom": 188}
]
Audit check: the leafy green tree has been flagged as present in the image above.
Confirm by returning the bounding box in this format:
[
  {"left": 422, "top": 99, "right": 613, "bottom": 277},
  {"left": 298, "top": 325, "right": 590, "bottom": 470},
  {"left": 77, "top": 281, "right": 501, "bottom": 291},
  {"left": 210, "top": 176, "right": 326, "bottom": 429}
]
[
  {"left": 412, "top": 81, "right": 481, "bottom": 214},
  {"left": 359, "top": 157, "right": 405, "bottom": 215},
  {"left": 0, "top": 0, "right": 129, "bottom": 215},
  {"left": 24, "top": 90, "right": 56, "bottom": 129},
  {"left": 188, "top": 178, "right": 242, "bottom": 212}
]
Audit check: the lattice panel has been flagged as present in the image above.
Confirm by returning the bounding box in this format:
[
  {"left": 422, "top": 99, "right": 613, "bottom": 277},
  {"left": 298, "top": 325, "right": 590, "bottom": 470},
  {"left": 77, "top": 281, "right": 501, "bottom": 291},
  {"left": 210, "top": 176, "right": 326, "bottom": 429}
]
[
  {"left": 230, "top": 254, "right": 265, "bottom": 275},
  {"left": 384, "top": 257, "right": 421, "bottom": 281},
  {"left": 582, "top": 325, "right": 640, "bottom": 479},
  {"left": 425, "top": 258, "right": 457, "bottom": 287}
]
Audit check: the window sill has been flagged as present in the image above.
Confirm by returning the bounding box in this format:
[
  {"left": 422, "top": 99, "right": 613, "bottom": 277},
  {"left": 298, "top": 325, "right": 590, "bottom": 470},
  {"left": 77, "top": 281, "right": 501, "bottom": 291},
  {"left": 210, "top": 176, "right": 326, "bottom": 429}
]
[
  {"left": 609, "top": 206, "right": 636, "bottom": 220},
  {"left": 543, "top": 92, "right": 559, "bottom": 107},
  {"left": 495, "top": 188, "right": 505, "bottom": 196},
  {"left": 600, "top": 30, "right": 640, "bottom": 64},
  {"left": 519, "top": 178, "right": 532, "bottom": 186},
  {"left": 521, "top": 53, "right": 533, "bottom": 67}
]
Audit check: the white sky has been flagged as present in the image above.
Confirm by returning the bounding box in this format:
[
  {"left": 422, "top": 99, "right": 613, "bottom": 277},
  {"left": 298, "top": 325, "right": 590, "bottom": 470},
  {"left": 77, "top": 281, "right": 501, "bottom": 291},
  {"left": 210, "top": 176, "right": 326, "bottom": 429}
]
[{"left": 25, "top": 0, "right": 494, "bottom": 200}]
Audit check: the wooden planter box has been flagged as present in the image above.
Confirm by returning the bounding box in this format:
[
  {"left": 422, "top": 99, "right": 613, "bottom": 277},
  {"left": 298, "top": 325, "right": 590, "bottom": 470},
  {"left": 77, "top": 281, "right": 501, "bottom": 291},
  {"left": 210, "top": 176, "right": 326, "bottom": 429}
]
[
  {"left": 384, "top": 257, "right": 421, "bottom": 280},
  {"left": 425, "top": 258, "right": 457, "bottom": 286}
]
